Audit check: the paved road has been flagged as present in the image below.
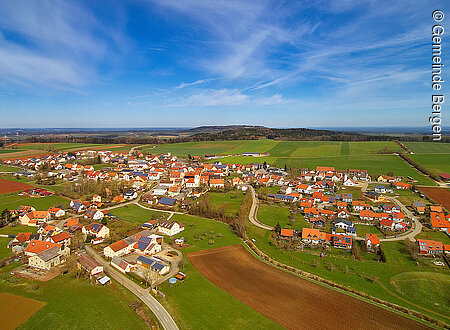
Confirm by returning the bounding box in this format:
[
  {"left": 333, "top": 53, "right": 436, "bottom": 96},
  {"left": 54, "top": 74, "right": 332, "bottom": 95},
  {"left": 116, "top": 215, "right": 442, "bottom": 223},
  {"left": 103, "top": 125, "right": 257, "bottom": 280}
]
[
  {"left": 246, "top": 185, "right": 274, "bottom": 231},
  {"left": 86, "top": 246, "right": 179, "bottom": 330},
  {"left": 380, "top": 196, "right": 422, "bottom": 242}
]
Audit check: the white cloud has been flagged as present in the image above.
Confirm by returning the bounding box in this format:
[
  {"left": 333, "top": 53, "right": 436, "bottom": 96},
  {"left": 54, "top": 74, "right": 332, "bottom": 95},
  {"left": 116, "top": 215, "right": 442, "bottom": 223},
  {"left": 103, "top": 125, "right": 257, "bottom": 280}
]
[
  {"left": 0, "top": 0, "right": 127, "bottom": 91},
  {"left": 169, "top": 88, "right": 291, "bottom": 107},
  {"left": 176, "top": 78, "right": 215, "bottom": 89}
]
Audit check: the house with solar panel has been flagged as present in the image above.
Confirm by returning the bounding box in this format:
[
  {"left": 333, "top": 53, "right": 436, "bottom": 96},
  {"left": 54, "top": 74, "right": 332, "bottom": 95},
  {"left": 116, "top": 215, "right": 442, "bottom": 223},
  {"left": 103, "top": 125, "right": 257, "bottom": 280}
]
[
  {"left": 137, "top": 255, "right": 170, "bottom": 275},
  {"left": 132, "top": 234, "right": 163, "bottom": 256},
  {"left": 82, "top": 222, "right": 110, "bottom": 238},
  {"left": 84, "top": 208, "right": 105, "bottom": 221}
]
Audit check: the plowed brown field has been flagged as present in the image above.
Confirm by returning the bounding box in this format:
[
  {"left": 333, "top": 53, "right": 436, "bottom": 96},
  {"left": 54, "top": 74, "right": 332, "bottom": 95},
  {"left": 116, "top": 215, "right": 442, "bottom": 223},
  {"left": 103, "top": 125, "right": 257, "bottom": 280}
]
[
  {"left": 0, "top": 178, "right": 33, "bottom": 194},
  {"left": 419, "top": 187, "right": 450, "bottom": 210},
  {"left": 0, "top": 292, "right": 45, "bottom": 329},
  {"left": 189, "top": 245, "right": 430, "bottom": 330}
]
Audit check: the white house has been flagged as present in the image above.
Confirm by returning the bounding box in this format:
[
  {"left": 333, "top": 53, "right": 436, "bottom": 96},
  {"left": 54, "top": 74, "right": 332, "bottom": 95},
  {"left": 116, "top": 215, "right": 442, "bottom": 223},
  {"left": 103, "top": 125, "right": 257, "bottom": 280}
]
[
  {"left": 83, "top": 223, "right": 110, "bottom": 238},
  {"left": 158, "top": 220, "right": 184, "bottom": 236}
]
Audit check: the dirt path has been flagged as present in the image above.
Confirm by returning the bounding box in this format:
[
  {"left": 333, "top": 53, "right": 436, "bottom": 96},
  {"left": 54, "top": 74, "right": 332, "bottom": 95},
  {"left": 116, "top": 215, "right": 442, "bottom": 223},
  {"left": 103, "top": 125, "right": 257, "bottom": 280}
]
[{"left": 189, "top": 244, "right": 430, "bottom": 330}]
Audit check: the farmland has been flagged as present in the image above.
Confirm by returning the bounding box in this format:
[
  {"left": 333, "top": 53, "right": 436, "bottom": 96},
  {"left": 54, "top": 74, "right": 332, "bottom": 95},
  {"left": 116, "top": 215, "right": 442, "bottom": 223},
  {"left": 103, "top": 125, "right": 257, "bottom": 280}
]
[
  {"left": 246, "top": 221, "right": 450, "bottom": 323},
  {"left": 0, "top": 193, "right": 68, "bottom": 211},
  {"left": 0, "top": 292, "right": 46, "bottom": 329},
  {"left": 403, "top": 142, "right": 450, "bottom": 154},
  {"left": 0, "top": 264, "right": 154, "bottom": 329},
  {"left": 418, "top": 187, "right": 450, "bottom": 210},
  {"left": 157, "top": 213, "right": 279, "bottom": 329},
  {"left": 409, "top": 154, "right": 450, "bottom": 176},
  {"left": 189, "top": 244, "right": 429, "bottom": 329},
  {"left": 0, "top": 178, "right": 34, "bottom": 194}
]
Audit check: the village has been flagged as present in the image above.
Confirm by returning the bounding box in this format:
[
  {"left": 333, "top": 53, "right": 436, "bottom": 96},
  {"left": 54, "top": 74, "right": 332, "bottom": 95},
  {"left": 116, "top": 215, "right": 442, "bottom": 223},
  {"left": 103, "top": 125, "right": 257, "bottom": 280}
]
[{"left": 0, "top": 143, "right": 449, "bottom": 330}]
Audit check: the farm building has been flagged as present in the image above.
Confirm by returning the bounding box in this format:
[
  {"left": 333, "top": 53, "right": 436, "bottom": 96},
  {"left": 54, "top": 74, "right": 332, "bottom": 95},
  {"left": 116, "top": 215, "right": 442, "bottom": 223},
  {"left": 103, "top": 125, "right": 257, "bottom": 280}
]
[{"left": 136, "top": 255, "right": 169, "bottom": 275}]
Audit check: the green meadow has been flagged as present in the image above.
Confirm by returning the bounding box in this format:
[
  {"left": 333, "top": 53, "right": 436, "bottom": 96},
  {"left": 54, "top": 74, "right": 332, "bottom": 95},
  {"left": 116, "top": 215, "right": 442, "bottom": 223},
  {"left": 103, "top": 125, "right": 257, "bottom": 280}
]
[
  {"left": 409, "top": 154, "right": 450, "bottom": 176},
  {"left": 403, "top": 142, "right": 450, "bottom": 154},
  {"left": 0, "top": 193, "right": 68, "bottom": 211}
]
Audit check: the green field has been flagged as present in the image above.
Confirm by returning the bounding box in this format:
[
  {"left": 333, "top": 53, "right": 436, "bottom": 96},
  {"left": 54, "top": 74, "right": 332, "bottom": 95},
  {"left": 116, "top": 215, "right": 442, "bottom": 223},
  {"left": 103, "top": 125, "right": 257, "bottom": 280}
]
[
  {"left": 403, "top": 142, "right": 450, "bottom": 154},
  {"left": 0, "top": 165, "right": 19, "bottom": 172},
  {"left": 246, "top": 221, "right": 450, "bottom": 323},
  {"left": 257, "top": 203, "right": 308, "bottom": 230},
  {"left": 206, "top": 191, "right": 245, "bottom": 217},
  {"left": 0, "top": 225, "right": 38, "bottom": 236},
  {"left": 273, "top": 155, "right": 436, "bottom": 186},
  {"left": 409, "top": 154, "right": 450, "bottom": 176},
  {"left": 0, "top": 264, "right": 154, "bottom": 329},
  {"left": 145, "top": 141, "right": 247, "bottom": 156},
  {"left": 159, "top": 213, "right": 279, "bottom": 329},
  {"left": 110, "top": 204, "right": 169, "bottom": 224},
  {"left": 0, "top": 194, "right": 68, "bottom": 211}
]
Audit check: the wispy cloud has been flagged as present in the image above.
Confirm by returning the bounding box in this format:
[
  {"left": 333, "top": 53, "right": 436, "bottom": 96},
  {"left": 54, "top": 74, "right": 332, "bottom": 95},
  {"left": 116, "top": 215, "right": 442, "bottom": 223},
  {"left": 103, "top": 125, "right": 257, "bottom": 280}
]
[
  {"left": 169, "top": 88, "right": 292, "bottom": 107},
  {"left": 0, "top": 0, "right": 128, "bottom": 92},
  {"left": 176, "top": 78, "right": 215, "bottom": 89}
]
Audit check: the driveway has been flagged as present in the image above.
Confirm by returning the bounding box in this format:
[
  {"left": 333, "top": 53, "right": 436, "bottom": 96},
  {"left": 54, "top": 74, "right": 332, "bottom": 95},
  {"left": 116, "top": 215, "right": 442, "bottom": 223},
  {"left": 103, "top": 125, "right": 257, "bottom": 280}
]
[{"left": 85, "top": 246, "right": 179, "bottom": 330}]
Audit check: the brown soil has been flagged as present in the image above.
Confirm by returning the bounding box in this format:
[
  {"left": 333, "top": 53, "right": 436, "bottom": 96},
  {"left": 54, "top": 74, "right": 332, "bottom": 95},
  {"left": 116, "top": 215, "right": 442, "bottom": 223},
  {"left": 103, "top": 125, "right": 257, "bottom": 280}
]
[
  {"left": 0, "top": 178, "right": 34, "bottom": 194},
  {"left": 0, "top": 150, "right": 53, "bottom": 160},
  {"left": 0, "top": 292, "right": 46, "bottom": 329},
  {"left": 418, "top": 187, "right": 450, "bottom": 211},
  {"left": 189, "top": 244, "right": 430, "bottom": 330}
]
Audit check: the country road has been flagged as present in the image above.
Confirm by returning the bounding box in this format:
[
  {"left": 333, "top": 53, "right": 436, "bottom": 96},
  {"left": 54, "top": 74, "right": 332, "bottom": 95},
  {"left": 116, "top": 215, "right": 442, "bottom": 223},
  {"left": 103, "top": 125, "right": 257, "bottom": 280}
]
[
  {"left": 246, "top": 185, "right": 274, "bottom": 231},
  {"left": 85, "top": 246, "right": 179, "bottom": 330},
  {"left": 246, "top": 184, "right": 422, "bottom": 243}
]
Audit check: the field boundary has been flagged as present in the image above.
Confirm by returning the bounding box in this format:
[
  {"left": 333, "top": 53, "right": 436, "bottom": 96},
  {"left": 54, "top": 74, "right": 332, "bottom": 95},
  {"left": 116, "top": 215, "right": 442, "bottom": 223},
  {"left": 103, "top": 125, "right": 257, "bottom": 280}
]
[{"left": 243, "top": 240, "right": 448, "bottom": 328}]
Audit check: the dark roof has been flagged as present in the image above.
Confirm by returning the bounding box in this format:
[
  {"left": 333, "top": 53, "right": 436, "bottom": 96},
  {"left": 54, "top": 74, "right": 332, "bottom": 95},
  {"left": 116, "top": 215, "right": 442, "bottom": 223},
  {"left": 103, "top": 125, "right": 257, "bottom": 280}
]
[{"left": 159, "top": 197, "right": 177, "bottom": 206}]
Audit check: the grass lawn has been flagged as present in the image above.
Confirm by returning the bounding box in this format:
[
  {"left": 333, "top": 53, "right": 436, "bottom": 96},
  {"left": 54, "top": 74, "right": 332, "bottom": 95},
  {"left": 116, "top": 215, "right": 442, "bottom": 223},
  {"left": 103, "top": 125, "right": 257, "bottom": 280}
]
[
  {"left": 403, "top": 142, "right": 450, "bottom": 154},
  {"left": 246, "top": 221, "right": 450, "bottom": 323},
  {"left": 409, "top": 154, "right": 450, "bottom": 176},
  {"left": 0, "top": 225, "right": 38, "bottom": 235},
  {"left": 0, "top": 264, "right": 154, "bottom": 329},
  {"left": 158, "top": 213, "right": 279, "bottom": 329},
  {"left": 93, "top": 163, "right": 117, "bottom": 170},
  {"left": 206, "top": 191, "right": 245, "bottom": 217},
  {"left": 257, "top": 203, "right": 308, "bottom": 230},
  {"left": 415, "top": 227, "right": 450, "bottom": 244},
  {"left": 0, "top": 165, "right": 20, "bottom": 171},
  {"left": 0, "top": 237, "right": 12, "bottom": 259},
  {"left": 355, "top": 224, "right": 383, "bottom": 237},
  {"left": 0, "top": 194, "right": 68, "bottom": 211},
  {"left": 109, "top": 204, "right": 168, "bottom": 224},
  {"left": 336, "top": 186, "right": 363, "bottom": 199},
  {"left": 395, "top": 189, "right": 428, "bottom": 206}
]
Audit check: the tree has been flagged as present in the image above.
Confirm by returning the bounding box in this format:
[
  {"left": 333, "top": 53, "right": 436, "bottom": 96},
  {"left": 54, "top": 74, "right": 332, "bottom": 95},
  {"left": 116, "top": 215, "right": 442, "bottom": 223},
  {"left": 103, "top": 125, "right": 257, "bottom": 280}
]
[
  {"left": 275, "top": 222, "right": 281, "bottom": 234},
  {"left": 377, "top": 246, "right": 386, "bottom": 263},
  {"left": 351, "top": 242, "right": 362, "bottom": 261}
]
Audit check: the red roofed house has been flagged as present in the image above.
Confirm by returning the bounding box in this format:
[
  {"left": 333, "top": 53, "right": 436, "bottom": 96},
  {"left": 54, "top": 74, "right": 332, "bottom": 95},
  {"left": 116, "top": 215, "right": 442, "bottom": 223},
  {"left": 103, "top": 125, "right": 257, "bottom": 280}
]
[
  {"left": 417, "top": 239, "right": 444, "bottom": 255},
  {"left": 365, "top": 234, "right": 380, "bottom": 251},
  {"left": 209, "top": 178, "right": 225, "bottom": 188},
  {"left": 280, "top": 229, "right": 294, "bottom": 239},
  {"left": 50, "top": 232, "right": 72, "bottom": 246},
  {"left": 103, "top": 239, "right": 131, "bottom": 258},
  {"left": 20, "top": 211, "right": 51, "bottom": 226}
]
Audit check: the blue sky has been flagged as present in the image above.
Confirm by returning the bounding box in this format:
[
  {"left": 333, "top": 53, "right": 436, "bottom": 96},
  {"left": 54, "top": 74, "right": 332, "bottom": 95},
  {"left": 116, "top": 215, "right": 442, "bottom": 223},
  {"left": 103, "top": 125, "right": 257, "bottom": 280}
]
[{"left": 0, "top": 0, "right": 448, "bottom": 128}]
